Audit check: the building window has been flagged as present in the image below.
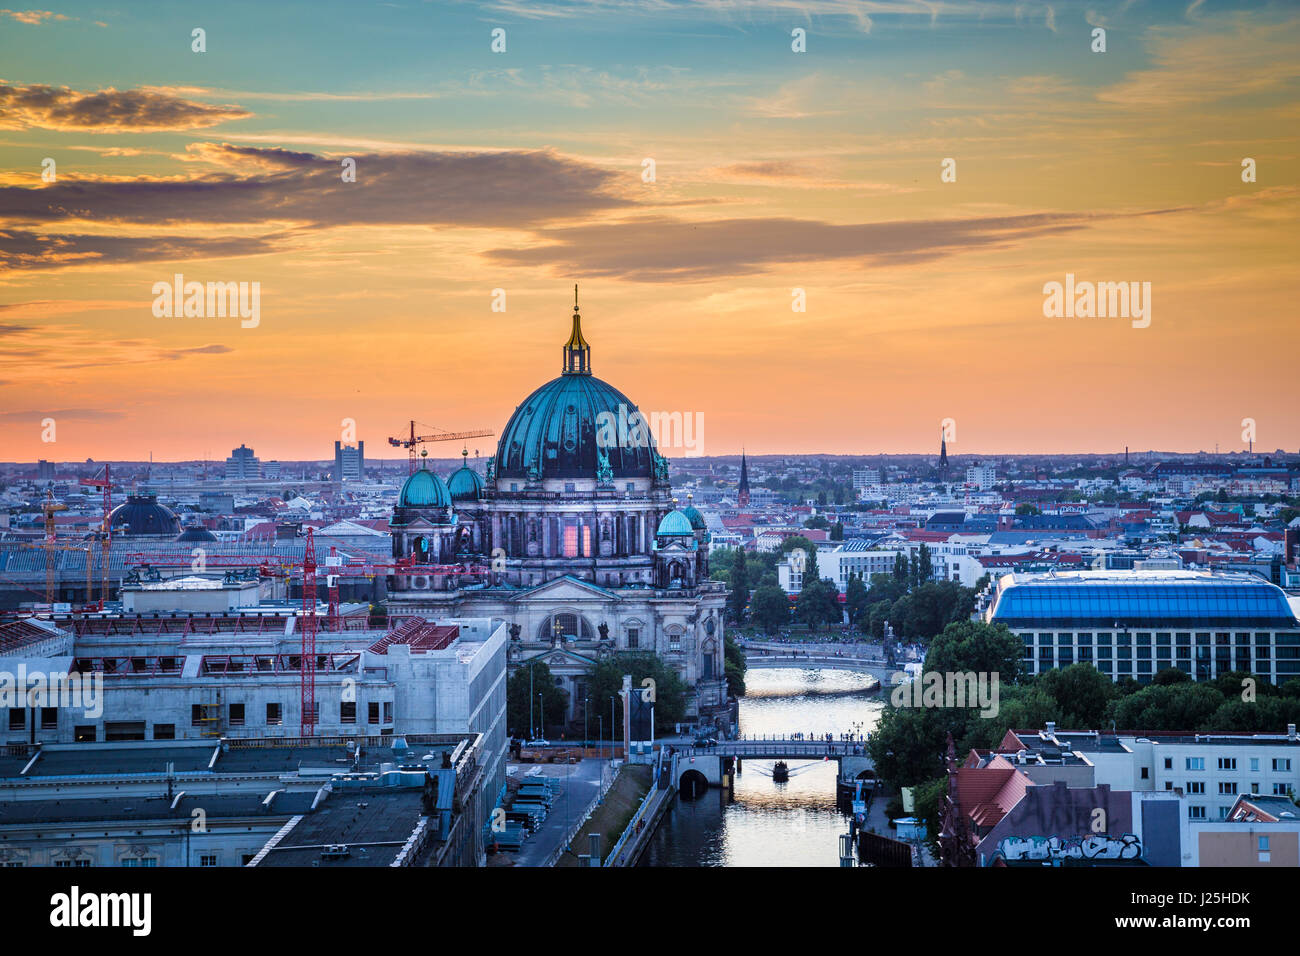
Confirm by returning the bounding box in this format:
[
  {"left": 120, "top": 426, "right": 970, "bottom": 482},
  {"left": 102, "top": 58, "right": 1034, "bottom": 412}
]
[
  {"left": 1218, "top": 757, "right": 1236, "bottom": 771},
  {"left": 229, "top": 703, "right": 245, "bottom": 727},
  {"left": 368, "top": 702, "right": 380, "bottom": 724},
  {"left": 199, "top": 855, "right": 218, "bottom": 867},
  {"left": 54, "top": 859, "right": 91, "bottom": 868},
  {"left": 627, "top": 628, "right": 639, "bottom": 650},
  {"left": 340, "top": 702, "right": 356, "bottom": 724},
  {"left": 1218, "top": 782, "right": 1237, "bottom": 795},
  {"left": 1164, "top": 757, "right": 1172, "bottom": 770},
  {"left": 1187, "top": 781, "right": 1205, "bottom": 794},
  {"left": 669, "top": 632, "right": 681, "bottom": 651},
  {"left": 40, "top": 707, "right": 57, "bottom": 730},
  {"left": 383, "top": 702, "right": 393, "bottom": 724},
  {"left": 1251, "top": 758, "right": 1260, "bottom": 772},
  {"left": 8, "top": 708, "right": 24, "bottom": 731},
  {"left": 1186, "top": 757, "right": 1205, "bottom": 771},
  {"left": 74, "top": 725, "right": 96, "bottom": 742},
  {"left": 1273, "top": 783, "right": 1293, "bottom": 796},
  {"left": 1188, "top": 806, "right": 1206, "bottom": 820},
  {"left": 1140, "top": 767, "right": 1149, "bottom": 780},
  {"left": 120, "top": 858, "right": 157, "bottom": 867},
  {"left": 153, "top": 723, "right": 175, "bottom": 740},
  {"left": 266, "top": 702, "right": 282, "bottom": 726},
  {"left": 1273, "top": 759, "right": 1292, "bottom": 772}
]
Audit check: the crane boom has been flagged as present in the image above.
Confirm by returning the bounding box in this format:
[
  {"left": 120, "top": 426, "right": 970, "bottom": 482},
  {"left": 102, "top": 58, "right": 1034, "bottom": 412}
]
[{"left": 387, "top": 420, "right": 493, "bottom": 473}]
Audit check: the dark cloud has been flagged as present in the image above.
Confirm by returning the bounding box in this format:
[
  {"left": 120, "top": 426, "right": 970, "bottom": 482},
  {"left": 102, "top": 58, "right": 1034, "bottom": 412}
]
[
  {"left": 0, "top": 229, "right": 290, "bottom": 271},
  {"left": 483, "top": 211, "right": 1181, "bottom": 281},
  {"left": 0, "top": 82, "right": 250, "bottom": 131},
  {"left": 0, "top": 145, "right": 632, "bottom": 229}
]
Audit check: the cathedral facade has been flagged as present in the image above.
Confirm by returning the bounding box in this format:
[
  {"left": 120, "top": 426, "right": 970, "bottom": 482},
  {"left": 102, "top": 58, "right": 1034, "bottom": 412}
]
[{"left": 386, "top": 292, "right": 730, "bottom": 731}]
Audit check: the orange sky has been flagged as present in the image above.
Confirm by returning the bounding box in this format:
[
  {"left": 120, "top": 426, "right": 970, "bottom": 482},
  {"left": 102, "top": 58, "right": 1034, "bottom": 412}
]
[{"left": 1, "top": 1, "right": 1297, "bottom": 462}]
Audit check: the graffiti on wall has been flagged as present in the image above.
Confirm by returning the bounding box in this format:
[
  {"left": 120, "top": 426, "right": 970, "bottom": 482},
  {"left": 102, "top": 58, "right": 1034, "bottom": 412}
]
[{"left": 991, "top": 832, "right": 1142, "bottom": 863}]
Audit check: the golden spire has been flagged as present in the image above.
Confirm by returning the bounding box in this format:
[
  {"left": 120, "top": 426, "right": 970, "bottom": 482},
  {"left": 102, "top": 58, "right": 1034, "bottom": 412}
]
[{"left": 563, "top": 284, "right": 591, "bottom": 374}]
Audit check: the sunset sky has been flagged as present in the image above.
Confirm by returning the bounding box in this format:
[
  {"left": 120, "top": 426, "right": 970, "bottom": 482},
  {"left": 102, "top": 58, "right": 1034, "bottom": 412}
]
[{"left": 1, "top": 0, "right": 1297, "bottom": 463}]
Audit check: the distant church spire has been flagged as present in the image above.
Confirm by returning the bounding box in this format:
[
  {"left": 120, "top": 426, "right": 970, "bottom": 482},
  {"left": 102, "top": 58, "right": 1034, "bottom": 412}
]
[
  {"left": 563, "top": 283, "right": 591, "bottom": 375},
  {"left": 938, "top": 426, "right": 949, "bottom": 470},
  {"left": 737, "top": 449, "right": 751, "bottom": 507}
]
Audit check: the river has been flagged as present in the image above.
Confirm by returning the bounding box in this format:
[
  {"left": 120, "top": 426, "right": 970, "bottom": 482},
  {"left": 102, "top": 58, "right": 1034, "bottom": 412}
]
[{"left": 640, "top": 666, "right": 886, "bottom": 867}]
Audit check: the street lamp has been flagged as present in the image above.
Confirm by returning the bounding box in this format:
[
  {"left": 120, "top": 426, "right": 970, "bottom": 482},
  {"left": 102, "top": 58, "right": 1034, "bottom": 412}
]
[
  {"left": 537, "top": 693, "right": 544, "bottom": 739},
  {"left": 584, "top": 696, "right": 590, "bottom": 749}
]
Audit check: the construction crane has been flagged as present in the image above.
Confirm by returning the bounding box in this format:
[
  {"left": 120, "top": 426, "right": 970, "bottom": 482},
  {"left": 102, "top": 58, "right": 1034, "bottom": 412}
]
[
  {"left": 41, "top": 490, "right": 67, "bottom": 603},
  {"left": 388, "top": 421, "right": 493, "bottom": 474},
  {"left": 300, "top": 527, "right": 318, "bottom": 736},
  {"left": 79, "top": 464, "right": 113, "bottom": 609}
]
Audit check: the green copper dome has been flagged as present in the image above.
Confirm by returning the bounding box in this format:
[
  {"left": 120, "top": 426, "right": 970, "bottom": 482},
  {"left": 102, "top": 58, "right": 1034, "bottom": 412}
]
[
  {"left": 656, "top": 510, "right": 694, "bottom": 537},
  {"left": 399, "top": 467, "right": 452, "bottom": 508},
  {"left": 447, "top": 456, "right": 485, "bottom": 501}
]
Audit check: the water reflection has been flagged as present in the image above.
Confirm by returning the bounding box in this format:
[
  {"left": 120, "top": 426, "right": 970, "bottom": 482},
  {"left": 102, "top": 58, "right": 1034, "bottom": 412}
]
[{"left": 641, "top": 667, "right": 885, "bottom": 867}]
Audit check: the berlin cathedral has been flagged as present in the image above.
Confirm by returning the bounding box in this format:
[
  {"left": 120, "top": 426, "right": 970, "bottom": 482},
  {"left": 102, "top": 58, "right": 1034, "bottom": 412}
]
[{"left": 386, "top": 291, "right": 730, "bottom": 731}]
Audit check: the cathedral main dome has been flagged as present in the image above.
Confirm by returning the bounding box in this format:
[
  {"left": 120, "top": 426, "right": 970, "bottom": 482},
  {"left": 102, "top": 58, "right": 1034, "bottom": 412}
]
[{"left": 494, "top": 292, "right": 660, "bottom": 482}]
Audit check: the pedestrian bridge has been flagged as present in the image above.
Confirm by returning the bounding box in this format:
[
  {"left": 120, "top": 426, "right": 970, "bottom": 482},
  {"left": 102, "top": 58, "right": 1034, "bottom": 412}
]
[
  {"left": 745, "top": 653, "right": 896, "bottom": 679},
  {"left": 674, "top": 738, "right": 875, "bottom": 796}
]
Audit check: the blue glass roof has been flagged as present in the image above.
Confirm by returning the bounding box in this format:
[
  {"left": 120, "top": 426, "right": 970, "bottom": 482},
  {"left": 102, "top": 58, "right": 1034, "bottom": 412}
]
[{"left": 990, "top": 576, "right": 1298, "bottom": 629}]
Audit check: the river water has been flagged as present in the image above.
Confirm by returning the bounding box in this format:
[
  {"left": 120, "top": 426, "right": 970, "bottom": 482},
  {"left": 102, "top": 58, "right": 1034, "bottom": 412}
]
[{"left": 641, "top": 666, "right": 886, "bottom": 867}]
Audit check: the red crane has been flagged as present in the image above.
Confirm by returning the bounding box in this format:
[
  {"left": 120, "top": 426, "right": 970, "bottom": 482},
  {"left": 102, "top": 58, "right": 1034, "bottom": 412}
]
[
  {"left": 388, "top": 420, "right": 493, "bottom": 474},
  {"left": 79, "top": 464, "right": 112, "bottom": 609},
  {"left": 300, "top": 527, "right": 318, "bottom": 736}
]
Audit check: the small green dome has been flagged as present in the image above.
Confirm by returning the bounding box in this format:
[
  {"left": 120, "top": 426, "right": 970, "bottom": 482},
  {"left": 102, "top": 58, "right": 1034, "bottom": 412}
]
[
  {"left": 399, "top": 467, "right": 451, "bottom": 508},
  {"left": 656, "top": 510, "right": 694, "bottom": 537},
  {"left": 447, "top": 464, "right": 485, "bottom": 501},
  {"left": 682, "top": 505, "right": 706, "bottom": 531}
]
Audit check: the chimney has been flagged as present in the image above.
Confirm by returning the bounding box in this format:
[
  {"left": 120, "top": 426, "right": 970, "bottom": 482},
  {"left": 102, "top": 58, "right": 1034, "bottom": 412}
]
[
  {"left": 1289, "top": 724, "right": 1297, "bottom": 742},
  {"left": 1045, "top": 721, "right": 1056, "bottom": 739}
]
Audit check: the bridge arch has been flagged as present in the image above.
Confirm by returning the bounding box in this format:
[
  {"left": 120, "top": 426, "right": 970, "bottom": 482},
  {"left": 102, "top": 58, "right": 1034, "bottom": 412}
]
[{"left": 679, "top": 769, "right": 710, "bottom": 799}]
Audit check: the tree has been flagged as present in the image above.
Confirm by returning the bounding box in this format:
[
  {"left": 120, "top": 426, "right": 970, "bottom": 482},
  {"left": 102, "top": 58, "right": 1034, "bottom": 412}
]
[
  {"left": 1109, "top": 682, "right": 1225, "bottom": 732},
  {"left": 867, "top": 707, "right": 945, "bottom": 790},
  {"left": 727, "top": 546, "right": 749, "bottom": 624},
  {"left": 845, "top": 573, "right": 869, "bottom": 625},
  {"left": 1015, "top": 503, "right": 1041, "bottom": 516},
  {"left": 830, "top": 521, "right": 844, "bottom": 541},
  {"left": 923, "top": 620, "right": 1024, "bottom": 686},
  {"left": 803, "top": 514, "right": 829, "bottom": 531},
  {"left": 587, "top": 652, "right": 688, "bottom": 735},
  {"left": 1037, "top": 663, "right": 1117, "bottom": 728},
  {"left": 913, "top": 544, "right": 933, "bottom": 589},
  {"left": 892, "top": 552, "right": 909, "bottom": 583},
  {"left": 507, "top": 659, "right": 570, "bottom": 738},
  {"left": 724, "top": 635, "right": 747, "bottom": 698},
  {"left": 751, "top": 585, "right": 791, "bottom": 634},
  {"left": 890, "top": 581, "right": 975, "bottom": 642},
  {"left": 796, "top": 578, "right": 841, "bottom": 631}
]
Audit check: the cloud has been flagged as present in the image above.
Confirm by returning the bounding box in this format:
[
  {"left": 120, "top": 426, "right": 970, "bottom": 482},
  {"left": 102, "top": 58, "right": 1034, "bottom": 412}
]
[
  {"left": 1, "top": 145, "right": 629, "bottom": 228},
  {"left": 1098, "top": 16, "right": 1300, "bottom": 107},
  {"left": 0, "top": 82, "right": 251, "bottom": 132},
  {"left": 0, "top": 9, "right": 70, "bottom": 24},
  {"left": 0, "top": 407, "right": 123, "bottom": 422},
  {"left": 483, "top": 210, "right": 1181, "bottom": 282},
  {"left": 0, "top": 229, "right": 291, "bottom": 271}
]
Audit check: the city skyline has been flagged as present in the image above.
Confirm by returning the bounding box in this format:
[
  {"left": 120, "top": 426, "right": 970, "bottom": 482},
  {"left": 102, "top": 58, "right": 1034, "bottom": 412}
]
[{"left": 2, "top": 0, "right": 1298, "bottom": 461}]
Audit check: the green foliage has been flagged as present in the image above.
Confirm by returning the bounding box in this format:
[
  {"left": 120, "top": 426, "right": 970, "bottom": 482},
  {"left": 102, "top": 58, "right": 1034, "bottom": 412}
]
[
  {"left": 867, "top": 706, "right": 945, "bottom": 789},
  {"left": 923, "top": 620, "right": 1024, "bottom": 685},
  {"left": 750, "top": 585, "right": 791, "bottom": 634},
  {"left": 1015, "top": 503, "right": 1041, "bottom": 515},
  {"left": 844, "top": 573, "right": 869, "bottom": 625},
  {"left": 724, "top": 634, "right": 747, "bottom": 698},
  {"left": 796, "top": 577, "right": 841, "bottom": 631},
  {"left": 587, "top": 652, "right": 688, "bottom": 734},
  {"left": 726, "top": 546, "right": 749, "bottom": 624},
  {"left": 507, "top": 659, "right": 570, "bottom": 737}
]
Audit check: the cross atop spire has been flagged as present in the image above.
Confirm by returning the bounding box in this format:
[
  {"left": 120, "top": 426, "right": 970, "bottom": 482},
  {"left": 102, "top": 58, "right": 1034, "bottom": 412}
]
[{"left": 563, "top": 284, "right": 591, "bottom": 375}]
